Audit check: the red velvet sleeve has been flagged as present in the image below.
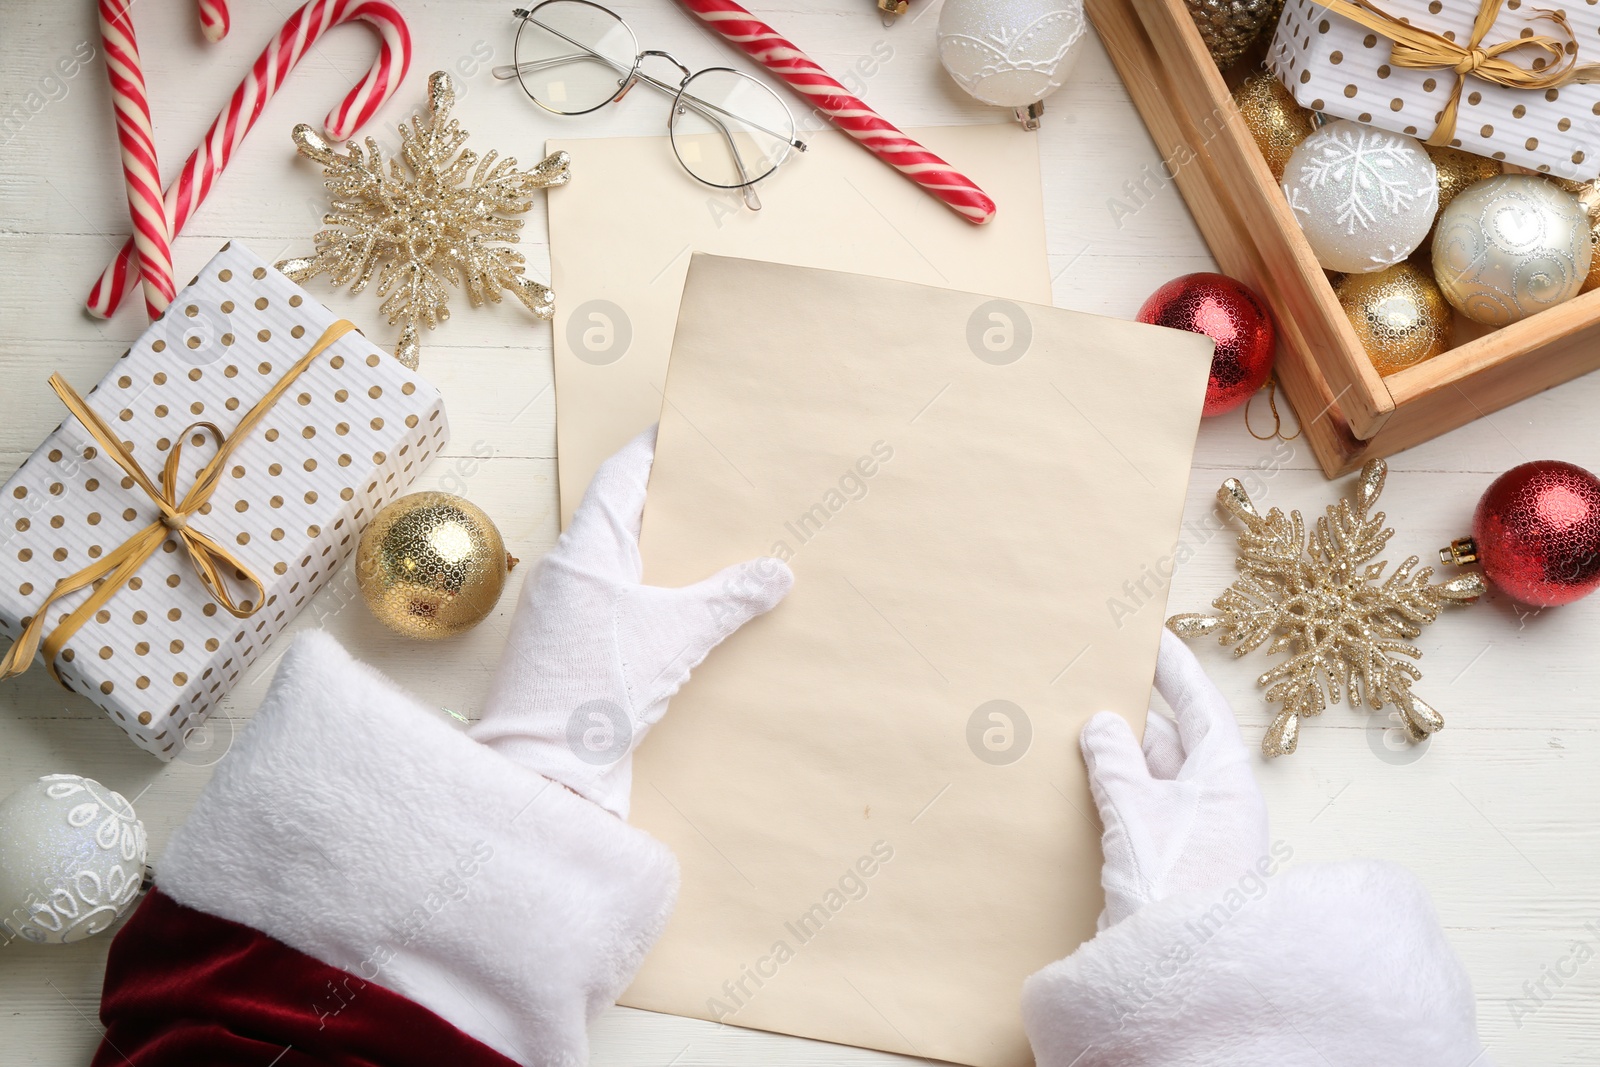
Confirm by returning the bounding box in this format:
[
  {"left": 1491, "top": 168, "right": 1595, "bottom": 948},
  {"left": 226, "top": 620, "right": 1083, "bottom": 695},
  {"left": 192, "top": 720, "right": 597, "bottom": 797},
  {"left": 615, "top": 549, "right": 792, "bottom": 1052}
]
[{"left": 94, "top": 888, "right": 523, "bottom": 1067}]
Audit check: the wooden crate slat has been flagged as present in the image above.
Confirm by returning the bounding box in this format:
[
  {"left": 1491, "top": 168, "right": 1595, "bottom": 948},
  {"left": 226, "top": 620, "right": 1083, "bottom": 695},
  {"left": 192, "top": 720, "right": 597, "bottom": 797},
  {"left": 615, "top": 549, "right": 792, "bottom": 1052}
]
[{"left": 1127, "top": 0, "right": 1395, "bottom": 438}]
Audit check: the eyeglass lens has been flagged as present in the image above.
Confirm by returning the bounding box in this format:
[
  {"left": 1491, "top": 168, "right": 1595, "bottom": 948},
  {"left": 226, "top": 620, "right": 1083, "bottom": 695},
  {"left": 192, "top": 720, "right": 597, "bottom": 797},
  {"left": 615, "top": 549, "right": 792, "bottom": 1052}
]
[
  {"left": 671, "top": 69, "right": 796, "bottom": 190},
  {"left": 512, "top": 1, "right": 800, "bottom": 192},
  {"left": 514, "top": 1, "right": 638, "bottom": 116}
]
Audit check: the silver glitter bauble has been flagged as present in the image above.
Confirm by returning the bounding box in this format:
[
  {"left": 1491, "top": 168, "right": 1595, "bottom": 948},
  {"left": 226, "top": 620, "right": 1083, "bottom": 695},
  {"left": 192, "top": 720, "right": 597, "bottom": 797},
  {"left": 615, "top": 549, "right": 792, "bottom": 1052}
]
[
  {"left": 1282, "top": 120, "right": 1438, "bottom": 274},
  {"left": 1432, "top": 175, "right": 1593, "bottom": 326},
  {"left": 0, "top": 775, "right": 147, "bottom": 945},
  {"left": 1185, "top": 0, "right": 1284, "bottom": 69}
]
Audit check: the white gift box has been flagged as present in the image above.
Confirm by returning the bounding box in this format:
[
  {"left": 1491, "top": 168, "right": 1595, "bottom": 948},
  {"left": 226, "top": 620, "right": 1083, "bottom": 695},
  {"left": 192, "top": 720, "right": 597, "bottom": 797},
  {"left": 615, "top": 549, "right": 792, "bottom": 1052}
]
[
  {"left": 1270, "top": 0, "right": 1600, "bottom": 180},
  {"left": 0, "top": 242, "right": 448, "bottom": 758}
]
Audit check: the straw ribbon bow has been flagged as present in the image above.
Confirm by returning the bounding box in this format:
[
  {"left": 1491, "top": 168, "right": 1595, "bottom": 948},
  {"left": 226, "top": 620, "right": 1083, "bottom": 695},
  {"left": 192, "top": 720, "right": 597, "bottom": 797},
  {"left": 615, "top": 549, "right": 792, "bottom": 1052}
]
[
  {"left": 0, "top": 319, "right": 357, "bottom": 686},
  {"left": 1319, "top": 0, "right": 1600, "bottom": 148}
]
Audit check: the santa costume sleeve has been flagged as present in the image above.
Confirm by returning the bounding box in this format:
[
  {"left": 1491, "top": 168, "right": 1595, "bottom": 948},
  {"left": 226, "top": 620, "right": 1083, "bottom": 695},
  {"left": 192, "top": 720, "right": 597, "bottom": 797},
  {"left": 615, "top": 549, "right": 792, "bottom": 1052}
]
[
  {"left": 93, "top": 629, "right": 678, "bottom": 1067},
  {"left": 1021, "top": 630, "right": 1496, "bottom": 1067},
  {"left": 1021, "top": 858, "right": 1494, "bottom": 1067}
]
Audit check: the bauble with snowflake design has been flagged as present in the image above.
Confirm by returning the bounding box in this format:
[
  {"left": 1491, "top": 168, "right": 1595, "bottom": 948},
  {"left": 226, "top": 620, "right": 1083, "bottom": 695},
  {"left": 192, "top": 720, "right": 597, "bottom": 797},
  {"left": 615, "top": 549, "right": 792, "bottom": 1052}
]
[{"left": 1281, "top": 119, "right": 1438, "bottom": 274}]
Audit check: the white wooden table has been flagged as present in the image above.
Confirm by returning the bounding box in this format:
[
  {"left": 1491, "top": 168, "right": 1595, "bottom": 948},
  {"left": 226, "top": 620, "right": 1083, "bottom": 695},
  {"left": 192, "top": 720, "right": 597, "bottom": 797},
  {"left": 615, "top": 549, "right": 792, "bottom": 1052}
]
[{"left": 3, "top": 1, "right": 1597, "bottom": 1063}]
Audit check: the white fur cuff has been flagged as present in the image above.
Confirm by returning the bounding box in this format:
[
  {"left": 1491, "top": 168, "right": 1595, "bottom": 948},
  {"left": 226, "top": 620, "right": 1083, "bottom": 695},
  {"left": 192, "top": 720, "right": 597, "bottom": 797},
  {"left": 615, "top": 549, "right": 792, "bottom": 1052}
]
[
  {"left": 157, "top": 631, "right": 679, "bottom": 1067},
  {"left": 1022, "top": 859, "right": 1492, "bottom": 1067}
]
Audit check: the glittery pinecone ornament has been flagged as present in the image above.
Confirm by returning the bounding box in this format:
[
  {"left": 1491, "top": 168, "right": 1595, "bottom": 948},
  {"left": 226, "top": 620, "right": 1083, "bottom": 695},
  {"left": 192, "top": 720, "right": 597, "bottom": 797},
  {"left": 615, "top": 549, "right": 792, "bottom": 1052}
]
[{"left": 1185, "top": 0, "right": 1285, "bottom": 70}]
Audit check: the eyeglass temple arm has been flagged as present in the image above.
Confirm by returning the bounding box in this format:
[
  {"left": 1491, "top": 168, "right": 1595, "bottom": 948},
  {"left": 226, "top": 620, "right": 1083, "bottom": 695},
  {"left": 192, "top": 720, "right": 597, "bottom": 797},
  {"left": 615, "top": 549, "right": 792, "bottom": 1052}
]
[
  {"left": 496, "top": 55, "right": 805, "bottom": 152},
  {"left": 670, "top": 97, "right": 763, "bottom": 211},
  {"left": 496, "top": 15, "right": 807, "bottom": 150},
  {"left": 492, "top": 53, "right": 596, "bottom": 79}
]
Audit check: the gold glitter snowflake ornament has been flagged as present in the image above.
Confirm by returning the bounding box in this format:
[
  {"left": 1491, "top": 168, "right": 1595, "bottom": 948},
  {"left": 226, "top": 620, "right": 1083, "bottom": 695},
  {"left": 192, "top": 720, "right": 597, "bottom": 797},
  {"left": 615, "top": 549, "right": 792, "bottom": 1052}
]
[
  {"left": 277, "top": 71, "right": 570, "bottom": 369},
  {"left": 1168, "top": 460, "right": 1486, "bottom": 758}
]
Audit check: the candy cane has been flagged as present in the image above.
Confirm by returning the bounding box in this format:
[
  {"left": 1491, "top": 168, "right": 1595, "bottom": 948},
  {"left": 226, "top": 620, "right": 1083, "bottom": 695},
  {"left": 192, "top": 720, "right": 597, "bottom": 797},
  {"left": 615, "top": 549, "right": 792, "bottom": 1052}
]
[
  {"left": 674, "top": 0, "right": 996, "bottom": 225},
  {"left": 199, "top": 0, "right": 230, "bottom": 43},
  {"left": 99, "top": 0, "right": 175, "bottom": 319},
  {"left": 87, "top": 0, "right": 411, "bottom": 319}
]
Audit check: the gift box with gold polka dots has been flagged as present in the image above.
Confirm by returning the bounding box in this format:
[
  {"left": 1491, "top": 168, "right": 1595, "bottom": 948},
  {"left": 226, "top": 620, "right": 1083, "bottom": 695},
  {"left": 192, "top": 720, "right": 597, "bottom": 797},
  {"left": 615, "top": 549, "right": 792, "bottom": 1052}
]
[
  {"left": 0, "top": 242, "right": 449, "bottom": 758},
  {"left": 1270, "top": 0, "right": 1600, "bottom": 180}
]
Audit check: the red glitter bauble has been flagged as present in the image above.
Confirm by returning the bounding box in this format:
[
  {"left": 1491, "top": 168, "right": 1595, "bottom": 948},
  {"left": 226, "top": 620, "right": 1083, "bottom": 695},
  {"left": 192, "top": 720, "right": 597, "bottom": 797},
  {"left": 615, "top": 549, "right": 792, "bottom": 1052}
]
[
  {"left": 1136, "top": 273, "right": 1276, "bottom": 416},
  {"left": 1472, "top": 460, "right": 1600, "bottom": 607}
]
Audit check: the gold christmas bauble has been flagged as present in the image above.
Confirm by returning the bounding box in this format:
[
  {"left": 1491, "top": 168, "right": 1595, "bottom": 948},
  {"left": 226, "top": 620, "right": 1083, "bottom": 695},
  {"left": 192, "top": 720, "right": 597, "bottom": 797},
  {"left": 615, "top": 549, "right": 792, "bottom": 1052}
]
[
  {"left": 1232, "top": 72, "right": 1315, "bottom": 181},
  {"left": 1428, "top": 146, "right": 1501, "bottom": 221},
  {"left": 1186, "top": 0, "right": 1285, "bottom": 69},
  {"left": 356, "top": 492, "right": 514, "bottom": 639},
  {"left": 1336, "top": 261, "right": 1451, "bottom": 376}
]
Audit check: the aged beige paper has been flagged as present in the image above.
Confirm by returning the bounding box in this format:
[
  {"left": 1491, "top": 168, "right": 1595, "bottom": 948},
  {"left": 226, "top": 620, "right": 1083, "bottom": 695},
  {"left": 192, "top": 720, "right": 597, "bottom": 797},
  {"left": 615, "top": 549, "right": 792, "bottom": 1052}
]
[
  {"left": 546, "top": 124, "right": 1051, "bottom": 527},
  {"left": 626, "top": 255, "right": 1215, "bottom": 1067}
]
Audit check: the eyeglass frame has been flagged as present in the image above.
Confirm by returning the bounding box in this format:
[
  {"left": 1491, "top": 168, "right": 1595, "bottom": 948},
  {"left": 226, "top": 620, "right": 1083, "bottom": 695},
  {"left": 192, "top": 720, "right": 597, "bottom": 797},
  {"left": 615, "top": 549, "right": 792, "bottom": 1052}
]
[{"left": 498, "top": 1, "right": 808, "bottom": 208}]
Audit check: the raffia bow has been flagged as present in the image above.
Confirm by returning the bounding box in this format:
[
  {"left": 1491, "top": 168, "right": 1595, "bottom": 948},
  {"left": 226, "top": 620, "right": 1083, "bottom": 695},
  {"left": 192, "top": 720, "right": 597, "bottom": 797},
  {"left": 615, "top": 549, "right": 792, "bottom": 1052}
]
[
  {"left": 1320, "top": 0, "right": 1600, "bottom": 149},
  {"left": 0, "top": 319, "right": 357, "bottom": 686}
]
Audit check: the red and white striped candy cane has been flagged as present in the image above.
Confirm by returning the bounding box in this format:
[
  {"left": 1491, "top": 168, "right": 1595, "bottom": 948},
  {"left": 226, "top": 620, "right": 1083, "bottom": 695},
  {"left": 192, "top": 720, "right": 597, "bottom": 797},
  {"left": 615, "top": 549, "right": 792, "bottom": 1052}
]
[
  {"left": 199, "top": 0, "right": 230, "bottom": 43},
  {"left": 87, "top": 0, "right": 412, "bottom": 319},
  {"left": 98, "top": 0, "right": 175, "bottom": 319},
  {"left": 675, "top": 0, "right": 996, "bottom": 225}
]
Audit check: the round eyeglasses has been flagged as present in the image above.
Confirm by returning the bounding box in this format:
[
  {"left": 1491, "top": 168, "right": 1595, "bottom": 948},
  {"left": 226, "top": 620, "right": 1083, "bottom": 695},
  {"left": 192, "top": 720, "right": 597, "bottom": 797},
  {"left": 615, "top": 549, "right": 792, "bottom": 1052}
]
[{"left": 495, "top": 2, "right": 808, "bottom": 210}]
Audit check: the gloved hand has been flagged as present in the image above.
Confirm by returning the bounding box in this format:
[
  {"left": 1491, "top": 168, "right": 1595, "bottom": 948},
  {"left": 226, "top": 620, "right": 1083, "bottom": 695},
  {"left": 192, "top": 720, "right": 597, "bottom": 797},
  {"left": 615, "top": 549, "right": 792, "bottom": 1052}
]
[
  {"left": 469, "top": 426, "right": 793, "bottom": 818},
  {"left": 1079, "top": 628, "right": 1269, "bottom": 929}
]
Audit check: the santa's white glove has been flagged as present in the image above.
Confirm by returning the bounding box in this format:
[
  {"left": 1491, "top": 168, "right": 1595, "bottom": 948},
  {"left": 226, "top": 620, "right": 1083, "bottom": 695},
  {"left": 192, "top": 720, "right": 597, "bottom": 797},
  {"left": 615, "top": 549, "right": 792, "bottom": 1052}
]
[
  {"left": 469, "top": 426, "right": 793, "bottom": 818},
  {"left": 1080, "top": 629, "right": 1269, "bottom": 928}
]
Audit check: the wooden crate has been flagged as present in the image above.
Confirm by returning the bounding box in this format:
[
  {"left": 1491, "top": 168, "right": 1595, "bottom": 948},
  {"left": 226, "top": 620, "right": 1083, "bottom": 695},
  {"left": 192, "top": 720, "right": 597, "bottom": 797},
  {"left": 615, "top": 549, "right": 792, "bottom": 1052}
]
[{"left": 1086, "top": 0, "right": 1600, "bottom": 477}]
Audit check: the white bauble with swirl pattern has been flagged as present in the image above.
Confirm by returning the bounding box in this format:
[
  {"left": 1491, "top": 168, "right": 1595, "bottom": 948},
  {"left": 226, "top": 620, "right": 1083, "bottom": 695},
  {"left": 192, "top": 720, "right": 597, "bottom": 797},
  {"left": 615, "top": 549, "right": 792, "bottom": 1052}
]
[
  {"left": 0, "top": 775, "right": 147, "bottom": 945},
  {"left": 938, "top": 0, "right": 1087, "bottom": 124},
  {"left": 1432, "top": 175, "right": 1593, "bottom": 326},
  {"left": 1282, "top": 120, "right": 1439, "bottom": 274}
]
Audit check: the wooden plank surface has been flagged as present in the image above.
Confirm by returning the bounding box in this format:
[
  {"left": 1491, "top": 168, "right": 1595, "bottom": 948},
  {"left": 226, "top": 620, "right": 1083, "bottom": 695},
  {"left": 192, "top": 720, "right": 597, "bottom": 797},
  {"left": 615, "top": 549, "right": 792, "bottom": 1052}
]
[{"left": 3, "top": 1, "right": 1599, "bottom": 1064}]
